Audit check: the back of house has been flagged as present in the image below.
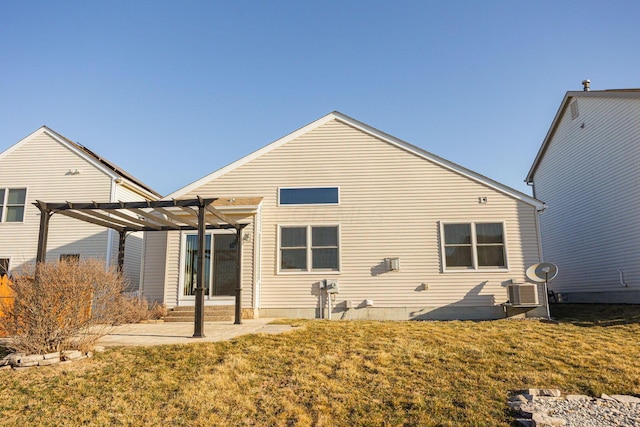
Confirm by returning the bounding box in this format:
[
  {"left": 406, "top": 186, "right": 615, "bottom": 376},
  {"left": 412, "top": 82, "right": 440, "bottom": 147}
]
[
  {"left": 526, "top": 84, "right": 640, "bottom": 303},
  {"left": 142, "top": 112, "right": 546, "bottom": 320},
  {"left": 0, "top": 127, "right": 160, "bottom": 287}
]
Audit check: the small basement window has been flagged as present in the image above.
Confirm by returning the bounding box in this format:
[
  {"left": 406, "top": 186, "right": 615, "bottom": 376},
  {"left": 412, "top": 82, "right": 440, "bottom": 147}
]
[{"left": 279, "top": 187, "right": 339, "bottom": 205}]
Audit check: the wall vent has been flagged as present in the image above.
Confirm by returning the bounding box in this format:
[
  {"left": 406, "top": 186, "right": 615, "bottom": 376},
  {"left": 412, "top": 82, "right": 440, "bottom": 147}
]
[
  {"left": 507, "top": 284, "right": 539, "bottom": 305},
  {"left": 570, "top": 101, "right": 579, "bottom": 120}
]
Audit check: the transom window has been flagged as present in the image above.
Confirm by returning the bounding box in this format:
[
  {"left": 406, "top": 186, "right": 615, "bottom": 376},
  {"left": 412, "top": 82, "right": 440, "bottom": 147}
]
[
  {"left": 279, "top": 187, "right": 339, "bottom": 205},
  {"left": 441, "top": 222, "right": 507, "bottom": 270},
  {"left": 280, "top": 225, "right": 340, "bottom": 272},
  {"left": 0, "top": 188, "right": 27, "bottom": 222}
]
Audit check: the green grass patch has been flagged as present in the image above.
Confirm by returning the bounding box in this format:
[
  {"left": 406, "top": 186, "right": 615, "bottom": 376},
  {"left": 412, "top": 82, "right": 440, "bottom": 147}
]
[{"left": 1, "top": 305, "right": 639, "bottom": 426}]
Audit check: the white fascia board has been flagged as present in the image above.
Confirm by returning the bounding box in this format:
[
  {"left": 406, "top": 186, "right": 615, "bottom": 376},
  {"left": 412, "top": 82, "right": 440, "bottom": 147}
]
[
  {"left": 525, "top": 92, "right": 573, "bottom": 185},
  {"left": 330, "top": 112, "right": 545, "bottom": 210},
  {"left": 166, "top": 111, "right": 544, "bottom": 210},
  {"left": 164, "top": 113, "right": 338, "bottom": 199},
  {"left": 0, "top": 127, "right": 51, "bottom": 162},
  {"left": 525, "top": 90, "right": 640, "bottom": 184},
  {"left": 42, "top": 128, "right": 121, "bottom": 181}
]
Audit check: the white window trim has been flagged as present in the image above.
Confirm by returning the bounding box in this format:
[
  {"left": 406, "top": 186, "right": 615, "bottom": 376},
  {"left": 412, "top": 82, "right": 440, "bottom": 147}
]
[
  {"left": 0, "top": 187, "right": 28, "bottom": 223},
  {"left": 439, "top": 220, "right": 509, "bottom": 273},
  {"left": 277, "top": 224, "right": 341, "bottom": 274},
  {"left": 277, "top": 186, "right": 340, "bottom": 207},
  {"left": 177, "top": 229, "right": 238, "bottom": 301}
]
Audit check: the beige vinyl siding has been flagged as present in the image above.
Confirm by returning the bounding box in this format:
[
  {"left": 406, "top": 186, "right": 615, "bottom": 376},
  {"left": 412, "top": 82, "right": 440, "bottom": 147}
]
[
  {"left": 533, "top": 96, "right": 640, "bottom": 294},
  {"left": 164, "top": 231, "right": 181, "bottom": 307},
  {"left": 141, "top": 231, "right": 168, "bottom": 304},
  {"left": 176, "top": 119, "right": 541, "bottom": 310},
  {"left": 0, "top": 132, "right": 112, "bottom": 271}
]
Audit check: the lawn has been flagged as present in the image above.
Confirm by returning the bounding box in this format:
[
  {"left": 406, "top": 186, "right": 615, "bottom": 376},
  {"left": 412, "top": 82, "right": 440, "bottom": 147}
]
[{"left": 1, "top": 304, "right": 639, "bottom": 426}]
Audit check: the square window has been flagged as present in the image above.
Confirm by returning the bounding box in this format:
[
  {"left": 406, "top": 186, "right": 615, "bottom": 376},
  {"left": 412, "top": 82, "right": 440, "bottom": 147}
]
[
  {"left": 442, "top": 222, "right": 507, "bottom": 270},
  {"left": 280, "top": 225, "right": 339, "bottom": 272}
]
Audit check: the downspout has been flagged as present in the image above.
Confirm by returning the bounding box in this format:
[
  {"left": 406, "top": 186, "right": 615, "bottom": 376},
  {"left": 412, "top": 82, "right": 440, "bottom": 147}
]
[
  {"left": 105, "top": 178, "right": 118, "bottom": 267},
  {"left": 535, "top": 204, "right": 550, "bottom": 319}
]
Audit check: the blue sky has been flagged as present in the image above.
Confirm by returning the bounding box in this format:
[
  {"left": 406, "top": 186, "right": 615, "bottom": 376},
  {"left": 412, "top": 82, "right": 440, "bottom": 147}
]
[{"left": 1, "top": 1, "right": 638, "bottom": 196}]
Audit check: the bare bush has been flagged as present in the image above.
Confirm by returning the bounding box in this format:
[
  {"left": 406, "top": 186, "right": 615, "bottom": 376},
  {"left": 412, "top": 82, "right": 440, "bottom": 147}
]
[
  {"left": 0, "top": 259, "right": 131, "bottom": 354},
  {"left": 117, "top": 296, "right": 167, "bottom": 324}
]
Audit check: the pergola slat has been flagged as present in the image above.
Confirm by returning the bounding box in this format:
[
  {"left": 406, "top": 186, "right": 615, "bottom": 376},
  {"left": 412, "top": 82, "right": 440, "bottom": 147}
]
[
  {"left": 129, "top": 208, "right": 181, "bottom": 230},
  {"left": 106, "top": 209, "right": 162, "bottom": 230},
  {"left": 156, "top": 207, "right": 199, "bottom": 228},
  {"left": 55, "top": 209, "right": 126, "bottom": 232}
]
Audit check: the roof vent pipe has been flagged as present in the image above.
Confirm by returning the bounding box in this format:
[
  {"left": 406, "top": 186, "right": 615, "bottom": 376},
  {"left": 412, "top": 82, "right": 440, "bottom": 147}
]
[{"left": 582, "top": 79, "right": 591, "bottom": 91}]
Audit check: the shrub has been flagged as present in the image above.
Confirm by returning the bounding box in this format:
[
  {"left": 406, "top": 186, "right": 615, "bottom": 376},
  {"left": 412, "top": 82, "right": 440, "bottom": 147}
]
[
  {"left": 117, "top": 296, "right": 167, "bottom": 324},
  {"left": 0, "top": 259, "right": 131, "bottom": 354}
]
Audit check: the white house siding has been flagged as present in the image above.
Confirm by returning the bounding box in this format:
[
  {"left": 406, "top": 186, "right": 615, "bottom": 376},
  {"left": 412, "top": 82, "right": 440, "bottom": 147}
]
[
  {"left": 532, "top": 96, "right": 640, "bottom": 301},
  {"left": 141, "top": 231, "right": 168, "bottom": 304},
  {"left": 112, "top": 184, "right": 147, "bottom": 288},
  {"left": 0, "top": 132, "right": 112, "bottom": 272},
  {"left": 173, "top": 119, "right": 543, "bottom": 319}
]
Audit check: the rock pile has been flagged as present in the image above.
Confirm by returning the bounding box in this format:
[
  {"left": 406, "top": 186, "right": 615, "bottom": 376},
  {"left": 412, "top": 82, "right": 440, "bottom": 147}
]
[
  {"left": 509, "top": 388, "right": 640, "bottom": 426},
  {"left": 0, "top": 347, "right": 105, "bottom": 369}
]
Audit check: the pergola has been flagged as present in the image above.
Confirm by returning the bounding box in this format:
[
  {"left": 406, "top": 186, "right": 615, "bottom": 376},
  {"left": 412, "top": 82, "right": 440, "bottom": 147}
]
[{"left": 33, "top": 197, "right": 260, "bottom": 338}]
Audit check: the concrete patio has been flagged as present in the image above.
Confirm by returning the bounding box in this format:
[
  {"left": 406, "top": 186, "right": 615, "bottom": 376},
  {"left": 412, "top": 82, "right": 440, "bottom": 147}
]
[{"left": 96, "top": 318, "right": 293, "bottom": 347}]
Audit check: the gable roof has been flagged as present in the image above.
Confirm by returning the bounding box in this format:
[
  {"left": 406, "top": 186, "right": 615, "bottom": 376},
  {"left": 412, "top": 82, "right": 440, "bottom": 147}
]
[
  {"left": 0, "top": 126, "right": 161, "bottom": 199},
  {"left": 168, "top": 111, "right": 544, "bottom": 210},
  {"left": 526, "top": 89, "right": 640, "bottom": 184}
]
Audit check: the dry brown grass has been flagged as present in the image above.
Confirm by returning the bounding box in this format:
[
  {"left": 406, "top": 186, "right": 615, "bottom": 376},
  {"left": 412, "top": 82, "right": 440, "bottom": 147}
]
[{"left": 1, "top": 305, "right": 639, "bottom": 426}]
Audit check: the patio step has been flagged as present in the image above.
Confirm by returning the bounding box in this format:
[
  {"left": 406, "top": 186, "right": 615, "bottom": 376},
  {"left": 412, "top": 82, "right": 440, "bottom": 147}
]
[{"left": 163, "top": 305, "right": 235, "bottom": 322}]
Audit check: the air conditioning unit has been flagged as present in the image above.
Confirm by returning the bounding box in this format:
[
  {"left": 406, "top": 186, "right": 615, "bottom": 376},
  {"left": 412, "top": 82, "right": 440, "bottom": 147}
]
[{"left": 507, "top": 284, "right": 539, "bottom": 305}]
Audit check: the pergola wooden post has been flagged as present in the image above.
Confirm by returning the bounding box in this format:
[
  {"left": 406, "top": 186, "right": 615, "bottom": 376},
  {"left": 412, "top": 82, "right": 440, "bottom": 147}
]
[{"left": 193, "top": 203, "right": 207, "bottom": 338}]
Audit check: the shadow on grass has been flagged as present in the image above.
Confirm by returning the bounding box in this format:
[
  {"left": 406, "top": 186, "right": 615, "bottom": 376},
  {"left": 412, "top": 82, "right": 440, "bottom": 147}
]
[{"left": 550, "top": 303, "right": 640, "bottom": 327}]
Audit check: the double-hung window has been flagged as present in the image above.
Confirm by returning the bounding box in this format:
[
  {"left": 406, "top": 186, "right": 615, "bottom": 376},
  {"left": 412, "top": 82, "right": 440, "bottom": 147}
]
[
  {"left": 0, "top": 188, "right": 27, "bottom": 222},
  {"left": 280, "top": 225, "right": 340, "bottom": 272},
  {"left": 441, "top": 222, "right": 507, "bottom": 270}
]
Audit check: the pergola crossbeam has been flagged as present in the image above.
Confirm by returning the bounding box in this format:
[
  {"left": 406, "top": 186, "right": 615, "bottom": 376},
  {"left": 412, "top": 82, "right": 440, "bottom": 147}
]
[{"left": 55, "top": 209, "right": 126, "bottom": 232}]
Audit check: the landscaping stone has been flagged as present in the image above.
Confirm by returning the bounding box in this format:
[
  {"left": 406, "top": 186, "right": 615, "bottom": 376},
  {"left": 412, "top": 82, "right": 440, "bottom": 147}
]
[
  {"left": 37, "top": 358, "right": 60, "bottom": 366},
  {"left": 510, "top": 389, "right": 640, "bottom": 427},
  {"left": 12, "top": 354, "right": 42, "bottom": 367},
  {"left": 92, "top": 345, "right": 106, "bottom": 353},
  {"left": 611, "top": 394, "right": 640, "bottom": 404},
  {"left": 531, "top": 412, "right": 566, "bottom": 426},
  {"left": 61, "top": 350, "right": 83, "bottom": 361},
  {"left": 43, "top": 352, "right": 61, "bottom": 360},
  {"left": 2, "top": 350, "right": 93, "bottom": 369},
  {"left": 565, "top": 394, "right": 590, "bottom": 401}
]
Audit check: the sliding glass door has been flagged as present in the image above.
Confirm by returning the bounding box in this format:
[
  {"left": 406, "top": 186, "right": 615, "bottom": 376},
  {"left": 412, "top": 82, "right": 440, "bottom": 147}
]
[{"left": 182, "top": 232, "right": 237, "bottom": 298}]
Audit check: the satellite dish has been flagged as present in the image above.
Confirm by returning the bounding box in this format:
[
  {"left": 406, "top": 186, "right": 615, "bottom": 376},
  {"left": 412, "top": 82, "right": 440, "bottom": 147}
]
[{"left": 526, "top": 262, "right": 558, "bottom": 283}]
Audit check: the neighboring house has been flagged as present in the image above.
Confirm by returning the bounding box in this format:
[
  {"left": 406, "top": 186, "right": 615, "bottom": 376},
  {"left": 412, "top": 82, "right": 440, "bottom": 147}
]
[
  {"left": 526, "top": 85, "right": 640, "bottom": 303},
  {"left": 142, "top": 112, "right": 546, "bottom": 320},
  {"left": 0, "top": 126, "right": 160, "bottom": 287}
]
